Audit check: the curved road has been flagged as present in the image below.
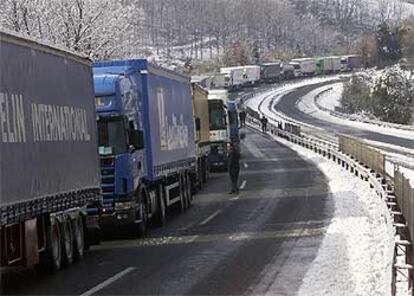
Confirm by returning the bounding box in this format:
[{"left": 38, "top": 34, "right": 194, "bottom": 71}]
[
  {"left": 274, "top": 83, "right": 414, "bottom": 150},
  {"left": 2, "top": 128, "right": 332, "bottom": 295}
]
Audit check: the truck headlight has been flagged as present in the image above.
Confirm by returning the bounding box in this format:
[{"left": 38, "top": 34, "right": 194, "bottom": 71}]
[{"left": 115, "top": 201, "right": 134, "bottom": 211}]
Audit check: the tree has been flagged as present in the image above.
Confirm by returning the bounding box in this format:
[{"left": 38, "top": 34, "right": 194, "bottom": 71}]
[{"left": 376, "top": 22, "right": 403, "bottom": 67}]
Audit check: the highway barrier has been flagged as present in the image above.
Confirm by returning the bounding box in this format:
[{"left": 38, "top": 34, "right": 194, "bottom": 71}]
[{"left": 338, "top": 135, "right": 386, "bottom": 177}]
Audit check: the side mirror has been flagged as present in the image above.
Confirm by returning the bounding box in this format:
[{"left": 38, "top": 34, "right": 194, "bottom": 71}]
[
  {"left": 195, "top": 118, "right": 201, "bottom": 131},
  {"left": 129, "top": 130, "right": 145, "bottom": 150}
]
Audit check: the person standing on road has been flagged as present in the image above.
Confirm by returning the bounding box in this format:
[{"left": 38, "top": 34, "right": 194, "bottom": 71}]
[
  {"left": 228, "top": 142, "right": 241, "bottom": 194},
  {"left": 261, "top": 116, "right": 268, "bottom": 133},
  {"left": 239, "top": 110, "right": 246, "bottom": 127}
]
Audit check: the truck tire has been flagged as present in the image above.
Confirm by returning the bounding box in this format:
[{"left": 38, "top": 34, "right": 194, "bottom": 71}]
[
  {"left": 40, "top": 221, "right": 62, "bottom": 273},
  {"left": 186, "top": 173, "right": 193, "bottom": 206},
  {"left": 179, "top": 174, "right": 187, "bottom": 211},
  {"left": 137, "top": 190, "right": 149, "bottom": 237},
  {"left": 153, "top": 184, "right": 166, "bottom": 227},
  {"left": 72, "top": 215, "right": 84, "bottom": 261},
  {"left": 202, "top": 159, "right": 208, "bottom": 184},
  {"left": 61, "top": 217, "right": 74, "bottom": 267}
]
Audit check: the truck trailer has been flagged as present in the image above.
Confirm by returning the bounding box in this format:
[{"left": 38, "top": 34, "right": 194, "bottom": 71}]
[
  {"left": 0, "top": 30, "right": 101, "bottom": 273},
  {"left": 220, "top": 67, "right": 245, "bottom": 91},
  {"left": 260, "top": 62, "right": 281, "bottom": 83},
  {"left": 291, "top": 58, "right": 317, "bottom": 77},
  {"left": 192, "top": 83, "right": 210, "bottom": 188},
  {"left": 316, "top": 56, "right": 342, "bottom": 74},
  {"left": 92, "top": 59, "right": 196, "bottom": 233}
]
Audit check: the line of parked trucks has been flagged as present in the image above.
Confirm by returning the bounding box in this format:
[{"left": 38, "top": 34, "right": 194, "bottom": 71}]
[
  {"left": 0, "top": 31, "right": 239, "bottom": 273},
  {"left": 196, "top": 55, "right": 361, "bottom": 91}
]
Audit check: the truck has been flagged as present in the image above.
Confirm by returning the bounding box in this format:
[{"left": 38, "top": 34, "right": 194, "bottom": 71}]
[
  {"left": 241, "top": 65, "right": 261, "bottom": 86},
  {"left": 0, "top": 30, "right": 101, "bottom": 273},
  {"left": 316, "top": 56, "right": 342, "bottom": 74},
  {"left": 260, "top": 62, "right": 282, "bottom": 83},
  {"left": 341, "top": 55, "right": 361, "bottom": 72},
  {"left": 220, "top": 67, "right": 245, "bottom": 91},
  {"left": 208, "top": 90, "right": 230, "bottom": 171},
  {"left": 92, "top": 59, "right": 196, "bottom": 234},
  {"left": 192, "top": 83, "right": 210, "bottom": 188},
  {"left": 291, "top": 58, "right": 317, "bottom": 77}
]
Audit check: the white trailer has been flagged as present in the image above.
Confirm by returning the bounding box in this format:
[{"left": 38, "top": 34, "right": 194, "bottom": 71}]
[
  {"left": 323, "top": 56, "right": 342, "bottom": 73},
  {"left": 291, "top": 58, "right": 317, "bottom": 76},
  {"left": 241, "top": 65, "right": 261, "bottom": 86},
  {"left": 220, "top": 67, "right": 245, "bottom": 90}
]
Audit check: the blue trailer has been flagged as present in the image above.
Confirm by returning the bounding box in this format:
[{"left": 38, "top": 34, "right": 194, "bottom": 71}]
[
  {"left": 92, "top": 59, "right": 196, "bottom": 234},
  {"left": 0, "top": 30, "right": 101, "bottom": 273}
]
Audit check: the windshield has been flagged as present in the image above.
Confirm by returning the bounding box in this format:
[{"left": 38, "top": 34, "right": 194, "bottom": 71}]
[
  {"left": 97, "top": 118, "right": 128, "bottom": 155},
  {"left": 209, "top": 105, "right": 226, "bottom": 131}
]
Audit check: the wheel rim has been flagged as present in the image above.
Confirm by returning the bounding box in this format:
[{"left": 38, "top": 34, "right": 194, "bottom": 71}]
[{"left": 63, "top": 220, "right": 73, "bottom": 264}]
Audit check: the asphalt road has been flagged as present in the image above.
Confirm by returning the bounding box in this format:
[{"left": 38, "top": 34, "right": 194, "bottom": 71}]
[
  {"left": 275, "top": 83, "right": 414, "bottom": 149},
  {"left": 2, "top": 128, "right": 333, "bottom": 295}
]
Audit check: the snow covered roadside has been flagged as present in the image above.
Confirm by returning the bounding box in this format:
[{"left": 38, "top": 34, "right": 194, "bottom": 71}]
[
  {"left": 316, "top": 83, "right": 343, "bottom": 112},
  {"left": 260, "top": 127, "right": 395, "bottom": 296},
  {"left": 297, "top": 86, "right": 414, "bottom": 141}
]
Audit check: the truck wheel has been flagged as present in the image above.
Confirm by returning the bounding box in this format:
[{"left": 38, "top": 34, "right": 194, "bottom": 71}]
[
  {"left": 202, "top": 159, "right": 208, "bottom": 184},
  {"left": 154, "top": 184, "right": 166, "bottom": 227},
  {"left": 179, "top": 174, "right": 187, "bottom": 211},
  {"left": 72, "top": 215, "right": 84, "bottom": 261},
  {"left": 61, "top": 218, "right": 74, "bottom": 267},
  {"left": 186, "top": 174, "right": 193, "bottom": 206},
  {"left": 40, "top": 221, "right": 62, "bottom": 273},
  {"left": 137, "top": 197, "right": 149, "bottom": 237}
]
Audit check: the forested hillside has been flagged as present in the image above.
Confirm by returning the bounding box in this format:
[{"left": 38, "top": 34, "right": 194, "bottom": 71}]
[{"left": 1, "top": 0, "right": 413, "bottom": 67}]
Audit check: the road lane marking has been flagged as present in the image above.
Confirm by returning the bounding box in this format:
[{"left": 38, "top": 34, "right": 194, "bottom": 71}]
[
  {"left": 199, "top": 210, "right": 222, "bottom": 226},
  {"left": 244, "top": 141, "right": 265, "bottom": 158},
  {"left": 240, "top": 180, "right": 247, "bottom": 190},
  {"left": 80, "top": 267, "right": 136, "bottom": 296},
  {"left": 230, "top": 196, "right": 240, "bottom": 201},
  {"left": 243, "top": 162, "right": 249, "bottom": 168},
  {"left": 96, "top": 227, "right": 327, "bottom": 249}
]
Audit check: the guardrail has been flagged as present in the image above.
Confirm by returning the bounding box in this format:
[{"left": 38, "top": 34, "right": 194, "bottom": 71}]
[
  {"left": 338, "top": 135, "right": 386, "bottom": 177},
  {"left": 245, "top": 111, "right": 413, "bottom": 295}
]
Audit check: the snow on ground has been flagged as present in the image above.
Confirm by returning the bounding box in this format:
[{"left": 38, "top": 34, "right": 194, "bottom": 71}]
[
  {"left": 297, "top": 85, "right": 414, "bottom": 141},
  {"left": 317, "top": 83, "right": 343, "bottom": 112},
  {"left": 249, "top": 125, "right": 394, "bottom": 296},
  {"left": 399, "top": 166, "right": 414, "bottom": 187}
]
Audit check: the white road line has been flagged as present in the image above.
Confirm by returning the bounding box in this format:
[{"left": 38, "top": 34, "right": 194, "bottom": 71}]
[
  {"left": 230, "top": 196, "right": 240, "bottom": 201},
  {"left": 199, "top": 210, "right": 222, "bottom": 226},
  {"left": 244, "top": 141, "right": 265, "bottom": 158},
  {"left": 243, "top": 162, "right": 249, "bottom": 169},
  {"left": 240, "top": 180, "right": 247, "bottom": 190},
  {"left": 80, "top": 267, "right": 136, "bottom": 296}
]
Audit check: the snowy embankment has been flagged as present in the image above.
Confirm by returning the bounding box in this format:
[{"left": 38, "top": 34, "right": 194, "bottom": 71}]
[
  {"left": 246, "top": 81, "right": 397, "bottom": 295},
  {"left": 276, "top": 133, "right": 394, "bottom": 296}
]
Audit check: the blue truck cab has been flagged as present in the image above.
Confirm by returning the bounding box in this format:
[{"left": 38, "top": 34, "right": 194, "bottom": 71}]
[{"left": 92, "top": 59, "right": 196, "bottom": 234}]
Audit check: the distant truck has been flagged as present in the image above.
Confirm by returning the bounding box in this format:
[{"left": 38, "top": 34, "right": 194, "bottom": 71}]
[
  {"left": 341, "top": 55, "right": 361, "bottom": 72},
  {"left": 281, "top": 63, "right": 295, "bottom": 80},
  {"left": 221, "top": 67, "right": 245, "bottom": 90},
  {"left": 291, "top": 58, "right": 317, "bottom": 77},
  {"left": 0, "top": 31, "right": 101, "bottom": 272},
  {"left": 316, "top": 56, "right": 342, "bottom": 74},
  {"left": 260, "top": 62, "right": 282, "bottom": 83},
  {"left": 208, "top": 90, "right": 230, "bottom": 170},
  {"left": 220, "top": 65, "right": 261, "bottom": 90},
  {"left": 93, "top": 59, "right": 197, "bottom": 233},
  {"left": 192, "top": 83, "right": 210, "bottom": 187}
]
